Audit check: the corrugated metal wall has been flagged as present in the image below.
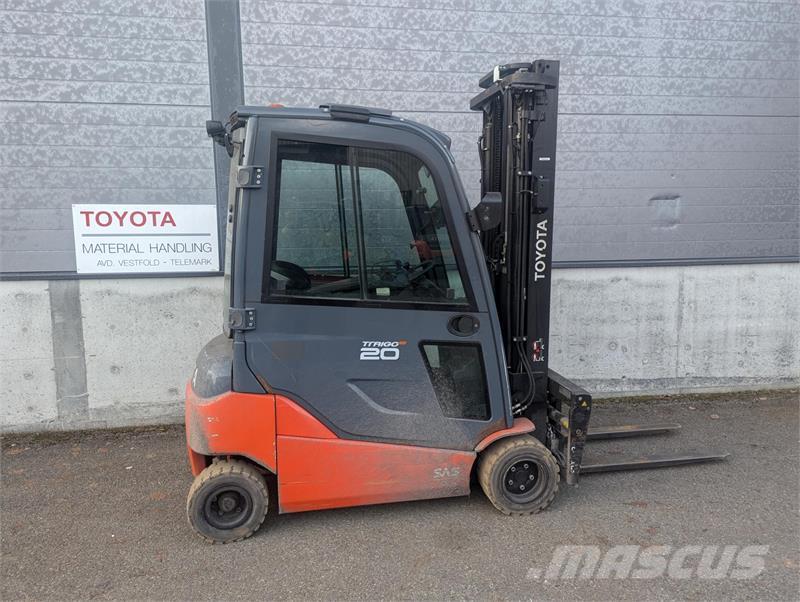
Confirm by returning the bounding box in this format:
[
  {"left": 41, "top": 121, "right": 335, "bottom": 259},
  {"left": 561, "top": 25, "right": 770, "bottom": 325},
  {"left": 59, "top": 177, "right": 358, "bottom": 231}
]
[
  {"left": 1, "top": 0, "right": 798, "bottom": 273},
  {"left": 240, "top": 0, "right": 800, "bottom": 263},
  {"left": 0, "top": 0, "right": 216, "bottom": 273}
]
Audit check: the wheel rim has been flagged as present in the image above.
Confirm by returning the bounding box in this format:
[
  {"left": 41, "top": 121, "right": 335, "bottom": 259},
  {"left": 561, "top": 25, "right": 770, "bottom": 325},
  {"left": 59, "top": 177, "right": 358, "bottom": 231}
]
[
  {"left": 203, "top": 485, "right": 253, "bottom": 530},
  {"left": 502, "top": 458, "right": 545, "bottom": 503}
]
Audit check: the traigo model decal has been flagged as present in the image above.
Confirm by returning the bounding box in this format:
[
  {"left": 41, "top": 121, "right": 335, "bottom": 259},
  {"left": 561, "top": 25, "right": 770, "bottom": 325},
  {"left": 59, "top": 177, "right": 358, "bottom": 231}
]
[{"left": 359, "top": 340, "right": 408, "bottom": 361}]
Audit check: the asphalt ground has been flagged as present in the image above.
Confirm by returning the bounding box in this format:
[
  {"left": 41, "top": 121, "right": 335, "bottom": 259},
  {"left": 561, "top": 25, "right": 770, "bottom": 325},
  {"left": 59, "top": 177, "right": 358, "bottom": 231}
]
[{"left": 2, "top": 390, "right": 798, "bottom": 601}]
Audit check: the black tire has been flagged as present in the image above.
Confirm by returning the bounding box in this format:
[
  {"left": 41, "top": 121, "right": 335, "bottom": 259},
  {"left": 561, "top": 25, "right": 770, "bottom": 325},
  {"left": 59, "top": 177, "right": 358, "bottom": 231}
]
[
  {"left": 187, "top": 459, "right": 269, "bottom": 543},
  {"left": 477, "top": 435, "right": 560, "bottom": 516}
]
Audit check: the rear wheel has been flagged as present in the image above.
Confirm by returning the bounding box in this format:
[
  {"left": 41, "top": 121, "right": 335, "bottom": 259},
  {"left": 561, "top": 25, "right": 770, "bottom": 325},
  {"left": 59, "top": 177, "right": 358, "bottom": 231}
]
[
  {"left": 187, "top": 459, "right": 269, "bottom": 543},
  {"left": 477, "top": 435, "right": 560, "bottom": 515}
]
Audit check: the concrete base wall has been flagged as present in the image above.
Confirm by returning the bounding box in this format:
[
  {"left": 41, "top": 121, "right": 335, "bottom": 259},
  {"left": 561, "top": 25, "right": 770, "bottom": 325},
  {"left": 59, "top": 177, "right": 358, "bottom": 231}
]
[
  {"left": 1, "top": 263, "right": 798, "bottom": 432},
  {"left": 1, "top": 277, "right": 223, "bottom": 433},
  {"left": 550, "top": 263, "right": 799, "bottom": 395}
]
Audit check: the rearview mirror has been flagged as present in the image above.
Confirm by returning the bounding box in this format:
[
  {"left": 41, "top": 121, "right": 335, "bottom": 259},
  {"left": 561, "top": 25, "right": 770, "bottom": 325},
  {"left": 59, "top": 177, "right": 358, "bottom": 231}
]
[{"left": 206, "top": 120, "right": 235, "bottom": 157}]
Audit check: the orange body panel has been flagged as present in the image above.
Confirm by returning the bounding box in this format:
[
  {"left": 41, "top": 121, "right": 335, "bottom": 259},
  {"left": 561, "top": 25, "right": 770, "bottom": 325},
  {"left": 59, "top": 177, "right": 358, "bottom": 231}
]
[
  {"left": 187, "top": 444, "right": 206, "bottom": 476},
  {"left": 474, "top": 417, "right": 535, "bottom": 452},
  {"left": 185, "top": 383, "right": 277, "bottom": 475},
  {"left": 186, "top": 387, "right": 539, "bottom": 513},
  {"left": 277, "top": 435, "right": 476, "bottom": 513}
]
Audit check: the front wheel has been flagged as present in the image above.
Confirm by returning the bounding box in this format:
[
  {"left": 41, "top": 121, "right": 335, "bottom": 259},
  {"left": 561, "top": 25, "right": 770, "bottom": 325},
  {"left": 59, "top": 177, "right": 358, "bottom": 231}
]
[
  {"left": 477, "top": 435, "right": 560, "bottom": 515},
  {"left": 187, "top": 459, "right": 269, "bottom": 543}
]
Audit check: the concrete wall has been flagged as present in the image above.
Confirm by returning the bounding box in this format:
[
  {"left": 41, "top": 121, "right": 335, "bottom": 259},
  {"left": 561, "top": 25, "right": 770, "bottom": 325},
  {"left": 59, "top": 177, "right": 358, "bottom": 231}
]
[
  {"left": 550, "top": 263, "right": 800, "bottom": 395},
  {"left": 1, "top": 277, "right": 223, "bottom": 432},
  {"left": 2, "top": 262, "right": 797, "bottom": 432}
]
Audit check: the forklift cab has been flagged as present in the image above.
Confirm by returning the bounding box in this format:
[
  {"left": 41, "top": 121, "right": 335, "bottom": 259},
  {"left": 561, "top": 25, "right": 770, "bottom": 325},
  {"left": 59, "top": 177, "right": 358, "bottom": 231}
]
[{"left": 221, "top": 106, "right": 514, "bottom": 451}]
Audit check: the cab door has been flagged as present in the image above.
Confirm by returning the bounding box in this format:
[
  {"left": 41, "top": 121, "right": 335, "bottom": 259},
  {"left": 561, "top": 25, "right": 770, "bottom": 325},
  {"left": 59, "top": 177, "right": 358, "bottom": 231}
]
[{"left": 239, "top": 115, "right": 511, "bottom": 451}]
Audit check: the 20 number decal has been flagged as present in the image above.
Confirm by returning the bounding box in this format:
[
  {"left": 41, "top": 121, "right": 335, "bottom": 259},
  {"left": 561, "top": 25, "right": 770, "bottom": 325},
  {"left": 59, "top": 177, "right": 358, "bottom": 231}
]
[
  {"left": 359, "top": 340, "right": 405, "bottom": 361},
  {"left": 359, "top": 347, "right": 400, "bottom": 361}
]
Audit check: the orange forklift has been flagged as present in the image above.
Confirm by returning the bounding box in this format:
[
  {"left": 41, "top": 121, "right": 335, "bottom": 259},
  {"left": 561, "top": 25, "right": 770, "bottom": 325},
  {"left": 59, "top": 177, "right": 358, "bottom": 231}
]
[{"left": 186, "top": 61, "right": 727, "bottom": 543}]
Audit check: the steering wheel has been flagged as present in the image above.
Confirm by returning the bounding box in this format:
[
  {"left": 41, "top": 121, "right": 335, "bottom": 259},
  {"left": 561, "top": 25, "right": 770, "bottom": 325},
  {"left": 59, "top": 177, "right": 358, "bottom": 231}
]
[
  {"left": 404, "top": 260, "right": 436, "bottom": 284},
  {"left": 271, "top": 260, "right": 311, "bottom": 291},
  {"left": 370, "top": 259, "right": 435, "bottom": 288}
]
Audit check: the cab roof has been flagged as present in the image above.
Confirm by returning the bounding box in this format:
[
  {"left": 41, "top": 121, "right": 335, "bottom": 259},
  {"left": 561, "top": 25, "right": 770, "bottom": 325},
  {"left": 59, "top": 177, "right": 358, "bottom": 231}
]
[{"left": 232, "top": 104, "right": 452, "bottom": 149}]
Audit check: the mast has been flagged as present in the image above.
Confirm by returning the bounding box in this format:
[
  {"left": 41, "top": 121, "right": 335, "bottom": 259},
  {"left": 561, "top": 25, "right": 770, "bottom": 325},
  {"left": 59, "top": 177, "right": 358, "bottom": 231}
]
[{"left": 470, "top": 60, "right": 560, "bottom": 434}]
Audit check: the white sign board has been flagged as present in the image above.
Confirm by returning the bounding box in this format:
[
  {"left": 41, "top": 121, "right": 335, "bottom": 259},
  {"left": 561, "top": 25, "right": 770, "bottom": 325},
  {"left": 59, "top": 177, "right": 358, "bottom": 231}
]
[{"left": 72, "top": 204, "right": 220, "bottom": 274}]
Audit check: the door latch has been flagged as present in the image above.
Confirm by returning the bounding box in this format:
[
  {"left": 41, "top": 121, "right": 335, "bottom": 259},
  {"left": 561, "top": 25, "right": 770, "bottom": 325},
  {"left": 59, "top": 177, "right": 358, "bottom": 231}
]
[
  {"left": 236, "top": 166, "right": 264, "bottom": 189},
  {"left": 228, "top": 307, "right": 256, "bottom": 331},
  {"left": 448, "top": 314, "right": 480, "bottom": 336}
]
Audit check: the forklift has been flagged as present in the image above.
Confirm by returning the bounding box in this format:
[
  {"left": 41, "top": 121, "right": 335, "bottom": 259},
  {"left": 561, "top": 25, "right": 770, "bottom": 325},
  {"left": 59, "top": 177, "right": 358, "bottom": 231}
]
[{"left": 186, "top": 61, "right": 727, "bottom": 543}]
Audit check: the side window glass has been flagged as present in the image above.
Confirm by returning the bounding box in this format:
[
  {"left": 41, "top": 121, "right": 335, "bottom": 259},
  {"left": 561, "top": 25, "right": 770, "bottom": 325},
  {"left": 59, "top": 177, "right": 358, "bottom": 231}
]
[
  {"left": 357, "top": 148, "right": 467, "bottom": 304},
  {"left": 267, "top": 141, "right": 469, "bottom": 306},
  {"left": 270, "top": 141, "right": 360, "bottom": 298},
  {"left": 421, "top": 343, "right": 490, "bottom": 420}
]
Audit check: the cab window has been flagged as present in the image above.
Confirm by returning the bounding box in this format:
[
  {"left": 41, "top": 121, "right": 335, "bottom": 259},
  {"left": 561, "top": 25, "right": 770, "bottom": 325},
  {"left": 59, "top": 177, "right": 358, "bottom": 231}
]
[
  {"left": 267, "top": 140, "right": 467, "bottom": 305},
  {"left": 356, "top": 148, "right": 466, "bottom": 303},
  {"left": 270, "top": 141, "right": 360, "bottom": 298}
]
